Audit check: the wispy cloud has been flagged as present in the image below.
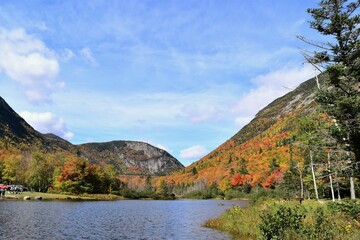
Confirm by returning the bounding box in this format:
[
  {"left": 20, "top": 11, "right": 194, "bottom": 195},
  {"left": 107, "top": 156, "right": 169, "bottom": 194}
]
[
  {"left": 180, "top": 145, "right": 208, "bottom": 160},
  {"left": 58, "top": 48, "right": 75, "bottom": 62},
  {"left": 141, "top": 139, "right": 172, "bottom": 153},
  {"left": 29, "top": 21, "right": 48, "bottom": 31},
  {"left": 19, "top": 111, "right": 74, "bottom": 140},
  {"left": 80, "top": 47, "right": 97, "bottom": 65},
  {"left": 53, "top": 83, "right": 239, "bottom": 131},
  {"left": 231, "top": 64, "right": 319, "bottom": 128},
  {"left": 180, "top": 102, "right": 223, "bottom": 123},
  {"left": 0, "top": 27, "right": 63, "bottom": 103}
]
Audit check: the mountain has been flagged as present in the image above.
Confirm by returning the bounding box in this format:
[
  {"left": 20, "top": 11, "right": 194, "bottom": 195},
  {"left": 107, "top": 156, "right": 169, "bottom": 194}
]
[
  {"left": 165, "top": 76, "right": 322, "bottom": 187},
  {"left": 0, "top": 97, "right": 183, "bottom": 175},
  {"left": 0, "top": 97, "right": 76, "bottom": 153},
  {"left": 0, "top": 97, "right": 43, "bottom": 143},
  {"left": 78, "top": 141, "right": 184, "bottom": 175}
]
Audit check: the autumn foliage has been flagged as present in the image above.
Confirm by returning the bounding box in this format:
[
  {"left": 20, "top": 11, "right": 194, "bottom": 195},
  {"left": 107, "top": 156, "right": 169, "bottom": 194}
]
[
  {"left": 231, "top": 173, "right": 252, "bottom": 187},
  {"left": 0, "top": 142, "right": 123, "bottom": 194},
  {"left": 261, "top": 168, "right": 284, "bottom": 188},
  {"left": 162, "top": 112, "right": 308, "bottom": 192}
]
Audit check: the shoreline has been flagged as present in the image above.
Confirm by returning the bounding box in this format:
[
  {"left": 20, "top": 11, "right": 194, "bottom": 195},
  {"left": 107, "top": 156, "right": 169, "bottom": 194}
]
[
  {"left": 2, "top": 191, "right": 250, "bottom": 202},
  {"left": 2, "top": 192, "right": 125, "bottom": 201}
]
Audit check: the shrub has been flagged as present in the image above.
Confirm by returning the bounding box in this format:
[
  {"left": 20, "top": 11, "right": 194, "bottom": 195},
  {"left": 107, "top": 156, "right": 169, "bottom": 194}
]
[
  {"left": 259, "top": 205, "right": 305, "bottom": 240},
  {"left": 182, "top": 183, "right": 224, "bottom": 199},
  {"left": 301, "top": 207, "right": 338, "bottom": 240},
  {"left": 327, "top": 200, "right": 360, "bottom": 220},
  {"left": 224, "top": 189, "right": 247, "bottom": 199},
  {"left": 204, "top": 204, "right": 261, "bottom": 239},
  {"left": 207, "top": 199, "right": 360, "bottom": 239}
]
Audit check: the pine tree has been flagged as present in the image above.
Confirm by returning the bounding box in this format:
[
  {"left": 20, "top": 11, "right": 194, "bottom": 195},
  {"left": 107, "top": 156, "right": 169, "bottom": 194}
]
[
  {"left": 299, "top": 0, "right": 360, "bottom": 199},
  {"left": 191, "top": 167, "right": 198, "bottom": 175}
]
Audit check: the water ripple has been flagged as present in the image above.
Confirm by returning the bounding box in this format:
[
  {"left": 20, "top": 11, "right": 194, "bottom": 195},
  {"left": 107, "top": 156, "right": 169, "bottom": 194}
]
[{"left": 0, "top": 199, "right": 248, "bottom": 240}]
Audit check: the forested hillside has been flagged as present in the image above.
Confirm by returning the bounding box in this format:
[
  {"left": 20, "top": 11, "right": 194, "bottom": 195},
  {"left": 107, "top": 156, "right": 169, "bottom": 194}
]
[{"left": 162, "top": 74, "right": 357, "bottom": 199}]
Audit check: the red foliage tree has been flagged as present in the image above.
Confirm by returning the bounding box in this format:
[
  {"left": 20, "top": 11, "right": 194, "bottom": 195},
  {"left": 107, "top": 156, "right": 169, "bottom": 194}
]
[
  {"left": 231, "top": 173, "right": 252, "bottom": 187},
  {"left": 262, "top": 168, "right": 284, "bottom": 189}
]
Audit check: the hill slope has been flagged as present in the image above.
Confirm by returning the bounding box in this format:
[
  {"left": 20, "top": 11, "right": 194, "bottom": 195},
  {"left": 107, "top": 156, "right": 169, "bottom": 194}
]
[
  {"left": 165, "top": 76, "right": 322, "bottom": 187},
  {"left": 0, "top": 97, "right": 43, "bottom": 143}
]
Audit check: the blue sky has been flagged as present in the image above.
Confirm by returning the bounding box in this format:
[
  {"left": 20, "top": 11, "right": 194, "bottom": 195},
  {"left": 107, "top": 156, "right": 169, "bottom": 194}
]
[{"left": 0, "top": 0, "right": 320, "bottom": 166}]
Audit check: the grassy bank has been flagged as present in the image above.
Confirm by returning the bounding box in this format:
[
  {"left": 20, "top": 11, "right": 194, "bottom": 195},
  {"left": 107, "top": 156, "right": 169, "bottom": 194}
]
[
  {"left": 4, "top": 191, "right": 124, "bottom": 201},
  {"left": 205, "top": 199, "right": 360, "bottom": 239}
]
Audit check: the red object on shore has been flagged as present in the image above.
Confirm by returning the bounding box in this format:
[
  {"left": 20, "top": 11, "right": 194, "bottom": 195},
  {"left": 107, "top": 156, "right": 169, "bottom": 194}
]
[{"left": 0, "top": 184, "right": 9, "bottom": 189}]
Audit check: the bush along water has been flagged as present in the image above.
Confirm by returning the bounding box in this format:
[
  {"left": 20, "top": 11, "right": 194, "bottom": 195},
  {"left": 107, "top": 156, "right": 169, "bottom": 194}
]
[
  {"left": 258, "top": 204, "right": 342, "bottom": 240},
  {"left": 205, "top": 199, "right": 360, "bottom": 240}
]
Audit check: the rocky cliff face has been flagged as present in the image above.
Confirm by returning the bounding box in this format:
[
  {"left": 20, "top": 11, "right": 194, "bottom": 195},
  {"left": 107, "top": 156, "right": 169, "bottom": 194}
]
[
  {"left": 0, "top": 97, "right": 183, "bottom": 175},
  {"left": 122, "top": 141, "right": 184, "bottom": 174},
  {"left": 77, "top": 141, "right": 184, "bottom": 175}
]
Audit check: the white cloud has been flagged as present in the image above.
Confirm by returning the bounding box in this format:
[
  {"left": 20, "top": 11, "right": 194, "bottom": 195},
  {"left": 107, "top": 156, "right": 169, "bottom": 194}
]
[
  {"left": 19, "top": 111, "right": 74, "bottom": 141},
  {"left": 80, "top": 47, "right": 97, "bottom": 65},
  {"left": 252, "top": 64, "right": 317, "bottom": 88},
  {"left": 180, "top": 145, "right": 208, "bottom": 159},
  {"left": 0, "top": 27, "right": 63, "bottom": 103},
  {"left": 232, "top": 64, "right": 318, "bottom": 125}
]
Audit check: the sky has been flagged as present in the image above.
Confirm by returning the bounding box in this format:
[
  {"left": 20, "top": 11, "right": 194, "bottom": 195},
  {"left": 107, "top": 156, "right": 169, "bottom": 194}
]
[{"left": 0, "top": 0, "right": 321, "bottom": 166}]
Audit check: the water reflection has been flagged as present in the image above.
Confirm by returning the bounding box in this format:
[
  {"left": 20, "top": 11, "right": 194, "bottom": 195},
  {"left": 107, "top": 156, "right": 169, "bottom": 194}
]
[{"left": 0, "top": 199, "right": 248, "bottom": 239}]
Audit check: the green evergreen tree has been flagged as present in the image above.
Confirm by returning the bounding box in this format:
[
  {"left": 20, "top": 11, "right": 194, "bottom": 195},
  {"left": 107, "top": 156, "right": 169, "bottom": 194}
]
[
  {"left": 228, "top": 155, "right": 233, "bottom": 164},
  {"left": 269, "top": 158, "right": 280, "bottom": 172},
  {"left": 300, "top": 0, "right": 359, "bottom": 199},
  {"left": 144, "top": 175, "right": 154, "bottom": 192},
  {"left": 280, "top": 158, "right": 301, "bottom": 198},
  {"left": 238, "top": 158, "right": 249, "bottom": 174},
  {"left": 192, "top": 167, "right": 198, "bottom": 175}
]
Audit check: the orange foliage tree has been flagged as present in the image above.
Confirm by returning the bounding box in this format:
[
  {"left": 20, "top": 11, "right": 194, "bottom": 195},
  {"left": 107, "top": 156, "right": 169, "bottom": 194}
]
[
  {"left": 262, "top": 168, "right": 284, "bottom": 189},
  {"left": 231, "top": 173, "right": 252, "bottom": 187},
  {"left": 54, "top": 156, "right": 91, "bottom": 194}
]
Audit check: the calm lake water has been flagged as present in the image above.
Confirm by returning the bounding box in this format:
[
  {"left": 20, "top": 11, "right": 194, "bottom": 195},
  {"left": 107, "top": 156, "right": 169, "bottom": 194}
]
[{"left": 0, "top": 199, "right": 248, "bottom": 240}]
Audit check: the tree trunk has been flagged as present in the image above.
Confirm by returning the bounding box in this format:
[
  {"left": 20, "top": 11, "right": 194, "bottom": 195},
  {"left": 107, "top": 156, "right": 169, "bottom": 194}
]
[
  {"left": 298, "top": 168, "right": 304, "bottom": 199},
  {"left": 350, "top": 175, "right": 356, "bottom": 200},
  {"left": 310, "top": 150, "right": 319, "bottom": 201},
  {"left": 349, "top": 146, "right": 357, "bottom": 200},
  {"left": 351, "top": 140, "right": 359, "bottom": 200},
  {"left": 335, "top": 171, "right": 341, "bottom": 201},
  {"left": 329, "top": 174, "right": 335, "bottom": 201},
  {"left": 315, "top": 75, "right": 320, "bottom": 90},
  {"left": 328, "top": 152, "right": 335, "bottom": 201}
]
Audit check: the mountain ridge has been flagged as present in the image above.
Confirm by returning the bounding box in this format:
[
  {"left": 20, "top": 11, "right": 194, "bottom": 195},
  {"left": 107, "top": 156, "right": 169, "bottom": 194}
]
[{"left": 0, "top": 96, "right": 183, "bottom": 175}]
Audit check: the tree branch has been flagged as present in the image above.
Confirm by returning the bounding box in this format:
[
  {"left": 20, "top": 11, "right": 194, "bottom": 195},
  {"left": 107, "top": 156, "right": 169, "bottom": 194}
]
[{"left": 297, "top": 35, "right": 333, "bottom": 50}]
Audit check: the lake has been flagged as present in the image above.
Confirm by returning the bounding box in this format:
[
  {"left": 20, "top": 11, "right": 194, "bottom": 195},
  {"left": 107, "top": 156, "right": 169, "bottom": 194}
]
[{"left": 0, "top": 199, "right": 249, "bottom": 239}]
